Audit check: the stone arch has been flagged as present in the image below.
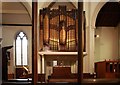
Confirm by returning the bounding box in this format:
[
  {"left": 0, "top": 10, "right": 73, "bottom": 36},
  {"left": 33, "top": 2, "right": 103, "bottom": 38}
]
[
  {"left": 91, "top": 1, "right": 106, "bottom": 28},
  {"left": 19, "top": 0, "right": 32, "bottom": 21},
  {"left": 92, "top": 0, "right": 119, "bottom": 28}
]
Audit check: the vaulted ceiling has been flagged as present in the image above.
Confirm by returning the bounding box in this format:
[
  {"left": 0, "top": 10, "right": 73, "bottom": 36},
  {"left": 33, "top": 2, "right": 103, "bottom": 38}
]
[
  {"left": 2, "top": 1, "right": 120, "bottom": 27},
  {"left": 95, "top": 2, "right": 120, "bottom": 27},
  {"left": 2, "top": 2, "right": 31, "bottom": 25}
]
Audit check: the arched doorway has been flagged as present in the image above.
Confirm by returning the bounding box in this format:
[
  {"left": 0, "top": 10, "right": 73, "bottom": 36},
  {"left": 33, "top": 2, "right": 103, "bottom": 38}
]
[{"left": 94, "top": 1, "right": 120, "bottom": 79}]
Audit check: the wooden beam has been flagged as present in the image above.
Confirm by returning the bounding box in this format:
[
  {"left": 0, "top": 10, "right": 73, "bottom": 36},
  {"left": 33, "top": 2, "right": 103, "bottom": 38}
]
[
  {"left": 32, "top": 1, "right": 38, "bottom": 85},
  {"left": 1, "top": 24, "right": 32, "bottom": 26},
  {"left": 78, "top": 1, "right": 83, "bottom": 83}
]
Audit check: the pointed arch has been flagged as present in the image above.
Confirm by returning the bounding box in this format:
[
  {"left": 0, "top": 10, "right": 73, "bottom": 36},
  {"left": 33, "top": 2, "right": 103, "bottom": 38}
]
[{"left": 15, "top": 31, "right": 28, "bottom": 66}]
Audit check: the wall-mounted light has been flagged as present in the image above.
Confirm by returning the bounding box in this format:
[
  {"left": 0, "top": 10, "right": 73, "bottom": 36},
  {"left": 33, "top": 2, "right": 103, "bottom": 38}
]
[{"left": 94, "top": 35, "right": 99, "bottom": 38}]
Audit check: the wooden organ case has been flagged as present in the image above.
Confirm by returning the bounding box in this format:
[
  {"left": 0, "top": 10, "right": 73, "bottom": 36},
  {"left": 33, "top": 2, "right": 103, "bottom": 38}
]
[{"left": 40, "top": 6, "right": 79, "bottom": 51}]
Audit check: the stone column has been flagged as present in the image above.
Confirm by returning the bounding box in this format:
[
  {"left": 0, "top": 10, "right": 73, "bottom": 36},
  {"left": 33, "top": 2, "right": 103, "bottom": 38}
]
[
  {"left": 42, "top": 55, "right": 45, "bottom": 74},
  {"left": 89, "top": 26, "right": 95, "bottom": 73}
]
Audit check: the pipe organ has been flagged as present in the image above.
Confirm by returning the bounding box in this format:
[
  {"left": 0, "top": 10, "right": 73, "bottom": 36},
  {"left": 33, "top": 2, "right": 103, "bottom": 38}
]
[{"left": 40, "top": 6, "right": 85, "bottom": 51}]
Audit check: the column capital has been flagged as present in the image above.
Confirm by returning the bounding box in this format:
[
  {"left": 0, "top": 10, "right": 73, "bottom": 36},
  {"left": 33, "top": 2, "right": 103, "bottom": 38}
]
[
  {"left": 90, "top": 25, "right": 96, "bottom": 29},
  {"left": 86, "top": 25, "right": 96, "bottom": 30}
]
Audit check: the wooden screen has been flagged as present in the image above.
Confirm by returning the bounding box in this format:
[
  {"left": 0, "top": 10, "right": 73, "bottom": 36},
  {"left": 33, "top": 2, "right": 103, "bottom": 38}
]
[{"left": 40, "top": 6, "right": 80, "bottom": 51}]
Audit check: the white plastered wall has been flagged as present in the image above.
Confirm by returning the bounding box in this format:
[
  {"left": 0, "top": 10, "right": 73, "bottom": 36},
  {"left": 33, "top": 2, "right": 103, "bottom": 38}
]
[
  {"left": 95, "top": 27, "right": 119, "bottom": 62},
  {"left": 2, "top": 26, "right": 32, "bottom": 74},
  {"left": 118, "top": 23, "right": 120, "bottom": 59}
]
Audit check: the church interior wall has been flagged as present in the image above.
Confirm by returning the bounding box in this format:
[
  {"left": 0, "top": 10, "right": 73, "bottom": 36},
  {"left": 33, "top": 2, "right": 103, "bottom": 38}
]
[
  {"left": 95, "top": 27, "right": 119, "bottom": 62},
  {"left": 117, "top": 23, "right": 120, "bottom": 60},
  {"left": 1, "top": 1, "right": 119, "bottom": 81},
  {"left": 2, "top": 26, "right": 32, "bottom": 74},
  {"left": 0, "top": 1, "right": 104, "bottom": 76}
]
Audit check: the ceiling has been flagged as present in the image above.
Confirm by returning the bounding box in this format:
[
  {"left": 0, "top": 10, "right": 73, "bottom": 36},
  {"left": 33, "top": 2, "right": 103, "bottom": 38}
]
[
  {"left": 95, "top": 2, "right": 120, "bottom": 27},
  {"left": 2, "top": 1, "right": 120, "bottom": 27},
  {"left": 2, "top": 2, "right": 31, "bottom": 24}
]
